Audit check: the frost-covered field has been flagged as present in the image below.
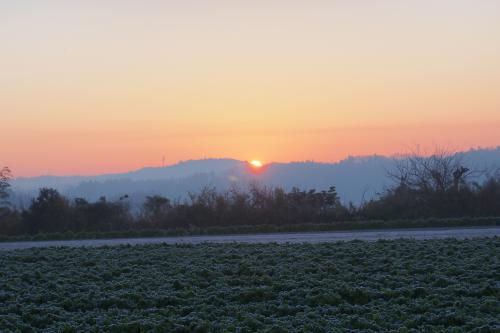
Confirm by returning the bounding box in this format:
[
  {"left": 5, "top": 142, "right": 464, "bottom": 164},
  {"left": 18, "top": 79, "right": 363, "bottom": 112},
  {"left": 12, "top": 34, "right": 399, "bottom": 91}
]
[{"left": 0, "top": 238, "right": 498, "bottom": 332}]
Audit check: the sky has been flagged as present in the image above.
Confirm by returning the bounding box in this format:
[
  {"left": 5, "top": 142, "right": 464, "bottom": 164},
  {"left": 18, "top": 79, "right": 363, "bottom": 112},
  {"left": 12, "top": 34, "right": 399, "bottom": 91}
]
[{"left": 1, "top": 0, "right": 500, "bottom": 177}]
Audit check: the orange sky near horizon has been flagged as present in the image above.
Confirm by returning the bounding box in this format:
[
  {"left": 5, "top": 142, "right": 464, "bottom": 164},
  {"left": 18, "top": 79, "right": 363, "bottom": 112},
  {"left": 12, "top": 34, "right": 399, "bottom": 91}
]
[{"left": 1, "top": 1, "right": 500, "bottom": 177}]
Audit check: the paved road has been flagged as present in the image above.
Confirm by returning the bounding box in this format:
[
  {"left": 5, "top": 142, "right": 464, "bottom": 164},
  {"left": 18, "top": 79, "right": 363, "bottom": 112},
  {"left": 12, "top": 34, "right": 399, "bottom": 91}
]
[{"left": 0, "top": 227, "right": 498, "bottom": 251}]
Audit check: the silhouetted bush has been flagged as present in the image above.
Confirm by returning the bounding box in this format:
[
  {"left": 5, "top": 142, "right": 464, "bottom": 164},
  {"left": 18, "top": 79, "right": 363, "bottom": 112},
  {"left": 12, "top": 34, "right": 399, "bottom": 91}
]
[
  {"left": 136, "top": 185, "right": 346, "bottom": 229},
  {"left": 22, "top": 188, "right": 73, "bottom": 234}
]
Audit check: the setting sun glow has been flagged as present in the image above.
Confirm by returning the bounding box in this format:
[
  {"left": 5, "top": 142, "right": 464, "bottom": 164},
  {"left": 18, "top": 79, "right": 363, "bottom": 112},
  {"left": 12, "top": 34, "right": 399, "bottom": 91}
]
[{"left": 250, "top": 160, "right": 263, "bottom": 168}]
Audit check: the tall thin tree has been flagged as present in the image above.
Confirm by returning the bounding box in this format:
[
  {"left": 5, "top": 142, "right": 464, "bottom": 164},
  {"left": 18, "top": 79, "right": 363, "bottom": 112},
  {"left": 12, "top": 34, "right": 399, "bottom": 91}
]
[{"left": 0, "top": 167, "right": 13, "bottom": 212}]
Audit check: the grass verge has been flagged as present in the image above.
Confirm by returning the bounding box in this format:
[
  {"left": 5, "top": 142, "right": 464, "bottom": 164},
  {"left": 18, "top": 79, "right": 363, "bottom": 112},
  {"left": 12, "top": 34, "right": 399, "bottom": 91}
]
[{"left": 0, "top": 216, "right": 498, "bottom": 242}]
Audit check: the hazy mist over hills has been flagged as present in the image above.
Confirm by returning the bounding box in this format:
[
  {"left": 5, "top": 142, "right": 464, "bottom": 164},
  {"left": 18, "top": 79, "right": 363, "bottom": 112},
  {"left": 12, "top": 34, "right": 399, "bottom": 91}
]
[{"left": 10, "top": 148, "right": 500, "bottom": 208}]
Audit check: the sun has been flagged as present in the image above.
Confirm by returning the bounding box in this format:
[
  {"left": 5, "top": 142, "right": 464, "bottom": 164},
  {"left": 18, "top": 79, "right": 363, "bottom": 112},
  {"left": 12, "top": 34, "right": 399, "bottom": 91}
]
[{"left": 250, "top": 160, "right": 263, "bottom": 168}]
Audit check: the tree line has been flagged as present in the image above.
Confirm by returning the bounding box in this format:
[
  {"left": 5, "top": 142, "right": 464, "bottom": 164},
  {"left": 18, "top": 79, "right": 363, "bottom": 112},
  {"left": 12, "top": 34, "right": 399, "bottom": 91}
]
[{"left": 0, "top": 152, "right": 499, "bottom": 236}]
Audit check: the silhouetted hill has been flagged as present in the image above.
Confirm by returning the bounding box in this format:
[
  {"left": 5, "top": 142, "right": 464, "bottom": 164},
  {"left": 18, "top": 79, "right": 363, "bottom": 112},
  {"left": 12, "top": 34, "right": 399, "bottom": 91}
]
[
  {"left": 10, "top": 148, "right": 500, "bottom": 207},
  {"left": 13, "top": 159, "right": 242, "bottom": 191}
]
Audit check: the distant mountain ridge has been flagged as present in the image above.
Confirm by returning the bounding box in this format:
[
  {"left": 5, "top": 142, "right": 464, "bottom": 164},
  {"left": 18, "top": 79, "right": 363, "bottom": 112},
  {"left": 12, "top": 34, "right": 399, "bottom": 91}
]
[
  {"left": 12, "top": 159, "right": 243, "bottom": 191},
  {"left": 10, "top": 148, "right": 500, "bottom": 206}
]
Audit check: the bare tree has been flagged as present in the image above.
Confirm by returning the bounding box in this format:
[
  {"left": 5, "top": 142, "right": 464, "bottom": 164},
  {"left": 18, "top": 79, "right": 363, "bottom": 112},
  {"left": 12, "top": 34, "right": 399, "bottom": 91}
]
[{"left": 388, "top": 148, "right": 473, "bottom": 192}]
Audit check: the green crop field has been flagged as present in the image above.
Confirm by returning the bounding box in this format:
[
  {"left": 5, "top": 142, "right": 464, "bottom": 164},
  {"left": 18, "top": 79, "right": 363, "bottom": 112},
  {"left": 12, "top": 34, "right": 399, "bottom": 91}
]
[{"left": 0, "top": 238, "right": 498, "bottom": 332}]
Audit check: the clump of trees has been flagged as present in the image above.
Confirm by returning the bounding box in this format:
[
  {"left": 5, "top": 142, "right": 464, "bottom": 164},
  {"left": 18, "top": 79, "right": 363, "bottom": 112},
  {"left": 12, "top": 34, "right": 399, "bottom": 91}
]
[
  {"left": 0, "top": 151, "right": 499, "bottom": 237},
  {"left": 0, "top": 182, "right": 347, "bottom": 235},
  {"left": 360, "top": 150, "right": 500, "bottom": 219},
  {"left": 20, "top": 190, "right": 132, "bottom": 234},
  {"left": 139, "top": 185, "right": 347, "bottom": 229}
]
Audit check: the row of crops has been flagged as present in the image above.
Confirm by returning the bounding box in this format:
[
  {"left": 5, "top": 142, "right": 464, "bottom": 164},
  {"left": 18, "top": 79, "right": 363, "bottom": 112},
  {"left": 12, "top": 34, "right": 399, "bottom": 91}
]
[{"left": 0, "top": 238, "right": 498, "bottom": 332}]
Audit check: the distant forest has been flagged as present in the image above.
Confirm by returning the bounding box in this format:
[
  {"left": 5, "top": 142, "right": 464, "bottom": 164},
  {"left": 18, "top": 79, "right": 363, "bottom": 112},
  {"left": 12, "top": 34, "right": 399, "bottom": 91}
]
[{"left": 1, "top": 152, "right": 499, "bottom": 236}]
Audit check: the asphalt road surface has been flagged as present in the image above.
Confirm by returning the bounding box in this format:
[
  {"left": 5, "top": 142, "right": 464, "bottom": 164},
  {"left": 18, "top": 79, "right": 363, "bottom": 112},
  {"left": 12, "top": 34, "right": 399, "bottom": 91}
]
[{"left": 0, "top": 227, "right": 498, "bottom": 251}]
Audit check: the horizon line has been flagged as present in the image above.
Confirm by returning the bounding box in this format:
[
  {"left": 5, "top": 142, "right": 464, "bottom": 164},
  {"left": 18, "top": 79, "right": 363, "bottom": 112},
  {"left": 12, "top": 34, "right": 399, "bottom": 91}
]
[{"left": 11, "top": 145, "right": 500, "bottom": 180}]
